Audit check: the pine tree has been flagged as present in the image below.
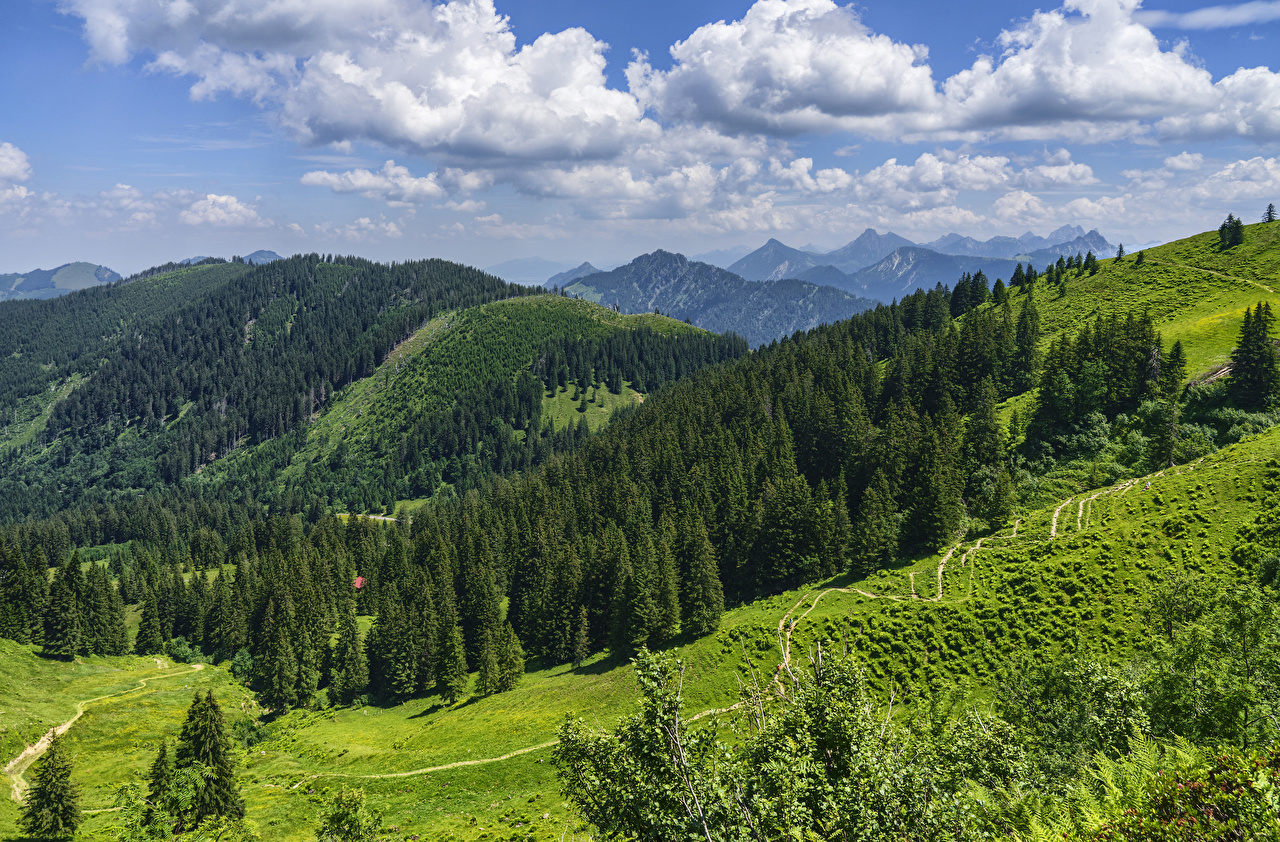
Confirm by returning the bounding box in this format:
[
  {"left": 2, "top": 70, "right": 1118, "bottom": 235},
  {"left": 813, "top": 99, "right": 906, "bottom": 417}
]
[
  {"left": 254, "top": 600, "right": 299, "bottom": 711},
  {"left": 1229, "top": 303, "right": 1279, "bottom": 408},
  {"left": 134, "top": 595, "right": 166, "bottom": 656},
  {"left": 572, "top": 606, "right": 591, "bottom": 668},
  {"left": 1115, "top": 243, "right": 1125, "bottom": 262},
  {"left": 852, "top": 469, "right": 898, "bottom": 576},
  {"left": 20, "top": 733, "right": 81, "bottom": 839},
  {"left": 474, "top": 624, "right": 498, "bottom": 697},
  {"left": 147, "top": 739, "right": 172, "bottom": 805},
  {"left": 1013, "top": 296, "right": 1041, "bottom": 393},
  {"left": 174, "top": 691, "right": 244, "bottom": 825},
  {"left": 1161, "top": 339, "right": 1187, "bottom": 399},
  {"left": 330, "top": 605, "right": 369, "bottom": 706},
  {"left": 496, "top": 622, "right": 525, "bottom": 692},
  {"left": 1266, "top": 202, "right": 1277, "bottom": 223},
  {"left": 42, "top": 561, "right": 82, "bottom": 661},
  {"left": 652, "top": 533, "right": 681, "bottom": 645},
  {"left": 679, "top": 516, "right": 724, "bottom": 638},
  {"left": 439, "top": 620, "right": 469, "bottom": 703}
]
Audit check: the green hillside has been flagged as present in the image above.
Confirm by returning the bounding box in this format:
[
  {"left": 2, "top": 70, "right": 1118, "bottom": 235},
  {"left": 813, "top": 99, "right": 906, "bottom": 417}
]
[
  {"left": 2, "top": 425, "right": 1275, "bottom": 840},
  {"left": 1031, "top": 222, "right": 1280, "bottom": 376},
  {"left": 0, "top": 262, "right": 122, "bottom": 302},
  {"left": 199, "top": 294, "right": 745, "bottom": 510},
  {"left": 1, "top": 221, "right": 1278, "bottom": 841}
]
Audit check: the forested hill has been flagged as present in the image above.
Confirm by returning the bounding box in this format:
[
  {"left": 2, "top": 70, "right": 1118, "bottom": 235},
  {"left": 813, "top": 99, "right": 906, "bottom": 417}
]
[
  {"left": 562, "top": 250, "right": 877, "bottom": 346},
  {"left": 0, "top": 255, "right": 532, "bottom": 520},
  {"left": 199, "top": 295, "right": 748, "bottom": 513}
]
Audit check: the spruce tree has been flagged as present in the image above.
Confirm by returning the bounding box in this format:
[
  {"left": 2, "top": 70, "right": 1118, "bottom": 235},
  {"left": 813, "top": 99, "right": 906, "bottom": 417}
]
[
  {"left": 1161, "top": 339, "right": 1187, "bottom": 399},
  {"left": 174, "top": 691, "right": 244, "bottom": 825},
  {"left": 1266, "top": 202, "right": 1277, "bottom": 223},
  {"left": 1115, "top": 243, "right": 1125, "bottom": 262},
  {"left": 134, "top": 595, "right": 166, "bottom": 656},
  {"left": 496, "top": 622, "right": 525, "bottom": 692},
  {"left": 254, "top": 600, "right": 299, "bottom": 711},
  {"left": 147, "top": 738, "right": 172, "bottom": 805},
  {"left": 439, "top": 620, "right": 469, "bottom": 703},
  {"left": 330, "top": 605, "right": 369, "bottom": 706},
  {"left": 474, "top": 624, "right": 498, "bottom": 697},
  {"left": 1229, "top": 303, "right": 1279, "bottom": 408},
  {"left": 19, "top": 733, "right": 81, "bottom": 839},
  {"left": 679, "top": 516, "right": 724, "bottom": 637},
  {"left": 572, "top": 606, "right": 591, "bottom": 668},
  {"left": 853, "top": 469, "right": 898, "bottom": 575},
  {"left": 42, "top": 561, "right": 82, "bottom": 661}
]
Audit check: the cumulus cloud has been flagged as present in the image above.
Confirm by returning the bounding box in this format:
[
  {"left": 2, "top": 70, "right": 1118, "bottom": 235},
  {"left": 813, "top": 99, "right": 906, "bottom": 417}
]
[
  {"left": 60, "top": 0, "right": 656, "bottom": 163},
  {"left": 1189, "top": 155, "right": 1280, "bottom": 201},
  {"left": 0, "top": 142, "right": 32, "bottom": 183},
  {"left": 179, "top": 194, "right": 269, "bottom": 227},
  {"left": 301, "top": 160, "right": 446, "bottom": 205},
  {"left": 629, "top": 0, "right": 939, "bottom": 136}
]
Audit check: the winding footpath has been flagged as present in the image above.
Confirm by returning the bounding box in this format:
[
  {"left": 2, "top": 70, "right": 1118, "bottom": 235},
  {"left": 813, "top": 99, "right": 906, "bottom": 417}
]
[{"left": 5, "top": 663, "right": 204, "bottom": 803}]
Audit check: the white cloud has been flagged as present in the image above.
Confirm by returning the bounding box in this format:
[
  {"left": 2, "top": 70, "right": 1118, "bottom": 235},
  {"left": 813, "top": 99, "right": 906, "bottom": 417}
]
[
  {"left": 315, "top": 216, "right": 403, "bottom": 241},
  {"left": 301, "top": 160, "right": 446, "bottom": 205},
  {"left": 1136, "top": 0, "right": 1280, "bottom": 29},
  {"left": 1189, "top": 155, "right": 1280, "bottom": 202},
  {"left": 856, "top": 152, "right": 1013, "bottom": 209},
  {"left": 179, "top": 194, "right": 269, "bottom": 227},
  {"left": 61, "top": 0, "right": 656, "bottom": 164},
  {"left": 0, "top": 142, "right": 32, "bottom": 183},
  {"left": 629, "top": 0, "right": 939, "bottom": 136}
]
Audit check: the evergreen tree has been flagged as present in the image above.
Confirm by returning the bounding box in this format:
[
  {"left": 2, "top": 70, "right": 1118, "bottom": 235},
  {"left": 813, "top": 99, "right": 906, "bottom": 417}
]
[
  {"left": 1134, "top": 250, "right": 1145, "bottom": 266},
  {"left": 572, "top": 606, "right": 591, "bottom": 668},
  {"left": 42, "top": 561, "right": 82, "bottom": 661},
  {"left": 496, "top": 621, "right": 525, "bottom": 692},
  {"left": 147, "top": 739, "right": 172, "bottom": 805},
  {"left": 474, "top": 624, "right": 499, "bottom": 697},
  {"left": 1266, "top": 202, "right": 1277, "bottom": 223},
  {"left": 134, "top": 595, "right": 166, "bottom": 656},
  {"left": 330, "top": 604, "right": 369, "bottom": 706},
  {"left": 1012, "top": 296, "right": 1041, "bottom": 393},
  {"left": 253, "top": 600, "right": 299, "bottom": 711},
  {"left": 19, "top": 733, "right": 81, "bottom": 840},
  {"left": 1161, "top": 339, "right": 1187, "bottom": 399},
  {"left": 1115, "top": 243, "right": 1125, "bottom": 261},
  {"left": 174, "top": 691, "right": 244, "bottom": 825},
  {"left": 852, "top": 469, "right": 898, "bottom": 576},
  {"left": 679, "top": 515, "right": 724, "bottom": 638},
  {"left": 439, "top": 620, "right": 469, "bottom": 703},
  {"left": 1229, "top": 303, "right": 1279, "bottom": 408},
  {"left": 652, "top": 531, "right": 681, "bottom": 645}
]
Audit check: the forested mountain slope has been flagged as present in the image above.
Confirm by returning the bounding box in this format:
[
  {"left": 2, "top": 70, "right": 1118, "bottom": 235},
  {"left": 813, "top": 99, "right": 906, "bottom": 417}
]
[
  {"left": 562, "top": 249, "right": 877, "bottom": 345},
  {"left": 0, "top": 255, "right": 531, "bottom": 520},
  {"left": 0, "top": 218, "right": 1278, "bottom": 841},
  {"left": 200, "top": 294, "right": 747, "bottom": 512},
  {"left": 2, "top": 421, "right": 1276, "bottom": 841}
]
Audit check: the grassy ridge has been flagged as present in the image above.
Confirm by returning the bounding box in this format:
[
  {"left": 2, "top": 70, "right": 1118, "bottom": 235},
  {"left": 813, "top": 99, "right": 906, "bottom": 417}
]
[
  {"left": 4, "top": 425, "right": 1275, "bottom": 840},
  {"left": 1031, "top": 222, "right": 1280, "bottom": 375},
  {"left": 4, "top": 225, "right": 1279, "bottom": 840},
  {"left": 204, "top": 294, "right": 700, "bottom": 496}
]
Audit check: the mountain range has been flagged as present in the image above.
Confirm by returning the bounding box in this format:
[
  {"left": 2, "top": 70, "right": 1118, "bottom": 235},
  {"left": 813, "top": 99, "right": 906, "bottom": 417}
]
[
  {"left": 0, "top": 261, "right": 121, "bottom": 301},
  {"left": 560, "top": 250, "right": 876, "bottom": 346},
  {"left": 722, "top": 225, "right": 1116, "bottom": 301}
]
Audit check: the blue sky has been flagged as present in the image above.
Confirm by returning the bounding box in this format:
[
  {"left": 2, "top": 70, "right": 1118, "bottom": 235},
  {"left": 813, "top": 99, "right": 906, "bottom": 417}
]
[{"left": 2, "top": 0, "right": 1279, "bottom": 275}]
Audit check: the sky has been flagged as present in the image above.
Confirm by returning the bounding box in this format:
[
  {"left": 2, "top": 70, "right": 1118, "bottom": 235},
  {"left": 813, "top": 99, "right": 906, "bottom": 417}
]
[{"left": 2, "top": 0, "right": 1280, "bottom": 276}]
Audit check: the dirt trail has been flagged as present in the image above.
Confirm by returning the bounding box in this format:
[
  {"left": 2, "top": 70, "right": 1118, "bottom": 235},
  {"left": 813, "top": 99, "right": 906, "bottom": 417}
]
[
  {"left": 284, "top": 699, "right": 746, "bottom": 791},
  {"left": 5, "top": 664, "right": 204, "bottom": 803},
  {"left": 1149, "top": 259, "right": 1277, "bottom": 294},
  {"left": 1051, "top": 498, "right": 1074, "bottom": 539}
]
